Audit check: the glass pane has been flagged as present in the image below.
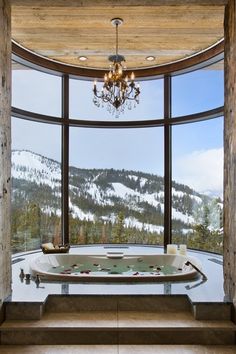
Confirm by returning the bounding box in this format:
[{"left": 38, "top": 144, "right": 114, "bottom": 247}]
[
  {"left": 12, "top": 61, "right": 61, "bottom": 116},
  {"left": 69, "top": 127, "right": 164, "bottom": 245},
  {"left": 172, "top": 118, "right": 223, "bottom": 254},
  {"left": 172, "top": 60, "right": 224, "bottom": 117},
  {"left": 11, "top": 118, "right": 61, "bottom": 253},
  {"left": 69, "top": 78, "right": 163, "bottom": 121}
]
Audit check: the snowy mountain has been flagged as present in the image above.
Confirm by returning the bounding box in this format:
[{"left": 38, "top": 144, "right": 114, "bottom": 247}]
[{"left": 11, "top": 150, "right": 222, "bottom": 235}]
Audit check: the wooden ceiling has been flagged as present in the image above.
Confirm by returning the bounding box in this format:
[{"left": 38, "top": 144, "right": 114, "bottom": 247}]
[{"left": 11, "top": 0, "right": 225, "bottom": 70}]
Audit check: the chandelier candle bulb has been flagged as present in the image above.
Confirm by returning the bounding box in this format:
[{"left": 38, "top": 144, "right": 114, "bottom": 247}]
[
  {"left": 131, "top": 72, "right": 135, "bottom": 81},
  {"left": 167, "top": 244, "right": 178, "bottom": 255}
]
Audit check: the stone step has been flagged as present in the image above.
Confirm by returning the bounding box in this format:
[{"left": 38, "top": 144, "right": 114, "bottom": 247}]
[
  {"left": 4, "top": 294, "right": 192, "bottom": 321},
  {"left": 1, "top": 311, "right": 235, "bottom": 345},
  {"left": 192, "top": 302, "right": 232, "bottom": 320},
  {"left": 4, "top": 296, "right": 232, "bottom": 322},
  {"left": 4, "top": 301, "right": 45, "bottom": 320},
  {"left": 44, "top": 294, "right": 192, "bottom": 314},
  {"left": 0, "top": 345, "right": 236, "bottom": 354}
]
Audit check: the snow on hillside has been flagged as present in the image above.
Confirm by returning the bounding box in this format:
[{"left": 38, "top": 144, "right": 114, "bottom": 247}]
[
  {"left": 69, "top": 198, "right": 94, "bottom": 221},
  {"left": 172, "top": 209, "right": 194, "bottom": 224},
  {"left": 124, "top": 216, "right": 164, "bottom": 234},
  {"left": 85, "top": 183, "right": 114, "bottom": 206},
  {"left": 172, "top": 187, "right": 202, "bottom": 204},
  {"left": 12, "top": 150, "right": 61, "bottom": 189},
  {"left": 11, "top": 150, "right": 213, "bottom": 231},
  {"left": 110, "top": 182, "right": 160, "bottom": 207}
]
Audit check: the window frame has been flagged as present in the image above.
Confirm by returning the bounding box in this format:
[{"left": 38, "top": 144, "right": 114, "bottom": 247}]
[{"left": 11, "top": 54, "right": 224, "bottom": 251}]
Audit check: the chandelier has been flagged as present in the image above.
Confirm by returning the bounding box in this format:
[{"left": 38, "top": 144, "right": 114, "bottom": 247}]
[{"left": 93, "top": 18, "right": 140, "bottom": 118}]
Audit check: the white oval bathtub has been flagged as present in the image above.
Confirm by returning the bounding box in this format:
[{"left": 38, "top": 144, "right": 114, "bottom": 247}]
[{"left": 30, "top": 252, "right": 203, "bottom": 282}]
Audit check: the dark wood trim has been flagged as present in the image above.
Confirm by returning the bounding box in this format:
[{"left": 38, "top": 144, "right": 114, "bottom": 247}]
[
  {"left": 11, "top": 107, "right": 63, "bottom": 124},
  {"left": 67, "top": 107, "right": 224, "bottom": 127},
  {"left": 169, "top": 107, "right": 224, "bottom": 125},
  {"left": 11, "top": 106, "right": 224, "bottom": 129},
  {"left": 61, "top": 75, "right": 69, "bottom": 244},
  {"left": 12, "top": 40, "right": 224, "bottom": 79},
  {"left": 164, "top": 76, "right": 172, "bottom": 251},
  {"left": 11, "top": 0, "right": 228, "bottom": 6},
  {"left": 11, "top": 106, "right": 224, "bottom": 128}
]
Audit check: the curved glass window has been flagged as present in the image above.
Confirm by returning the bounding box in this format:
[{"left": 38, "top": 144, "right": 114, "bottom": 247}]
[
  {"left": 172, "top": 60, "right": 224, "bottom": 117},
  {"left": 11, "top": 53, "right": 224, "bottom": 254},
  {"left": 69, "top": 127, "right": 164, "bottom": 245},
  {"left": 12, "top": 61, "right": 61, "bottom": 116},
  {"left": 172, "top": 117, "right": 223, "bottom": 254},
  {"left": 11, "top": 118, "right": 61, "bottom": 253},
  {"left": 69, "top": 78, "right": 164, "bottom": 121}
]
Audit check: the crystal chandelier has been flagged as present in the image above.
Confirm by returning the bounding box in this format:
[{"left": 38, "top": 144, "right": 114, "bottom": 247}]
[{"left": 93, "top": 18, "right": 140, "bottom": 118}]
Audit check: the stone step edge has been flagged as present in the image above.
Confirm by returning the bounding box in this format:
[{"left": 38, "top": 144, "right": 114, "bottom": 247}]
[
  {"left": 0, "top": 344, "right": 236, "bottom": 353},
  {"left": 4, "top": 298, "right": 233, "bottom": 321},
  {"left": 2, "top": 311, "right": 235, "bottom": 328},
  {"left": 1, "top": 325, "right": 235, "bottom": 331},
  {"left": 1, "top": 329, "right": 235, "bottom": 346}
]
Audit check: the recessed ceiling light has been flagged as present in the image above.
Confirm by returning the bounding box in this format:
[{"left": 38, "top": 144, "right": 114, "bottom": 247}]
[
  {"left": 146, "top": 56, "right": 155, "bottom": 61},
  {"left": 79, "top": 56, "right": 88, "bottom": 61}
]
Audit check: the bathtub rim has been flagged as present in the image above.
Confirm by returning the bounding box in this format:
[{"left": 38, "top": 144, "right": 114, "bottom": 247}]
[{"left": 29, "top": 253, "right": 202, "bottom": 283}]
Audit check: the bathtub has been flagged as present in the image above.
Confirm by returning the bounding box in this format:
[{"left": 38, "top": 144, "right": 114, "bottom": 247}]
[{"left": 30, "top": 252, "right": 203, "bottom": 282}]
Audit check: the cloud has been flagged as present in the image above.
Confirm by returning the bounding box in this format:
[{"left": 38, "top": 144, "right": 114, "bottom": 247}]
[{"left": 173, "top": 148, "right": 223, "bottom": 196}]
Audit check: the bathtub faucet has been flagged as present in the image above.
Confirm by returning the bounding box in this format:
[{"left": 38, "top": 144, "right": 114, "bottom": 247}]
[{"left": 185, "top": 261, "right": 207, "bottom": 280}]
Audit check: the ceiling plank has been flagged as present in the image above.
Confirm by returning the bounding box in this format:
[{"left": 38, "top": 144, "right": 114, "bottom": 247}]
[{"left": 11, "top": 2, "right": 224, "bottom": 69}]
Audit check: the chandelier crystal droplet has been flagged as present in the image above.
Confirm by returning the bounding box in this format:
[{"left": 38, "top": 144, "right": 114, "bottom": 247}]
[{"left": 93, "top": 18, "right": 140, "bottom": 118}]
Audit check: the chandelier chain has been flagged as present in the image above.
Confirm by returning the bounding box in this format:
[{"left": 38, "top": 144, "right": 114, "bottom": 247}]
[{"left": 116, "top": 22, "right": 118, "bottom": 57}]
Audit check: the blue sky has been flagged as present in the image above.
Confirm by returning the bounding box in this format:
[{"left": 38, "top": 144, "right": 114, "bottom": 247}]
[{"left": 12, "top": 61, "right": 224, "bottom": 195}]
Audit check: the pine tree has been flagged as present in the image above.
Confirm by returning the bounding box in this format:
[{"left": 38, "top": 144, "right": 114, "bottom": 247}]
[
  {"left": 112, "top": 212, "right": 127, "bottom": 243},
  {"left": 100, "top": 223, "right": 108, "bottom": 243},
  {"left": 77, "top": 224, "right": 85, "bottom": 244}
]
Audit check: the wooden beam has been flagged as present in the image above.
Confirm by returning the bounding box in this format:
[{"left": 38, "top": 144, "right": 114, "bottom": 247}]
[
  {"left": 11, "top": 0, "right": 228, "bottom": 6},
  {"left": 0, "top": 0, "right": 12, "bottom": 303},
  {"left": 223, "top": 0, "right": 236, "bottom": 308}
]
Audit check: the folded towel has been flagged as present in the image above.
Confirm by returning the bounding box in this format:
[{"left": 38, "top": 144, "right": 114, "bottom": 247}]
[{"left": 41, "top": 242, "right": 54, "bottom": 250}]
